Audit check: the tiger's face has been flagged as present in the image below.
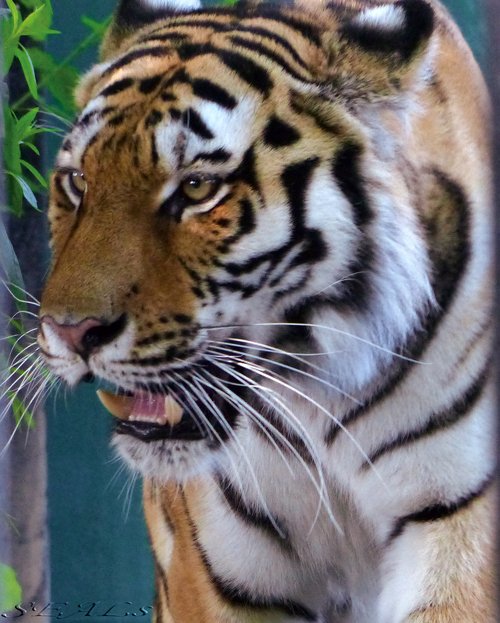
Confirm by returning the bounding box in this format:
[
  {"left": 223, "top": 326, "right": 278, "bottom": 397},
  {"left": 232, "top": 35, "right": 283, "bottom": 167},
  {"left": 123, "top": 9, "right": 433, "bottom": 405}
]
[{"left": 38, "top": 3, "right": 435, "bottom": 481}]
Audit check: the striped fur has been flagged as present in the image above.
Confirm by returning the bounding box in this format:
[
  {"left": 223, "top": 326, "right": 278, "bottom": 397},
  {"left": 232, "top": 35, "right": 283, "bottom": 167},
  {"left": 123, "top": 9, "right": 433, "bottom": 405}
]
[{"left": 38, "top": 0, "right": 494, "bottom": 621}]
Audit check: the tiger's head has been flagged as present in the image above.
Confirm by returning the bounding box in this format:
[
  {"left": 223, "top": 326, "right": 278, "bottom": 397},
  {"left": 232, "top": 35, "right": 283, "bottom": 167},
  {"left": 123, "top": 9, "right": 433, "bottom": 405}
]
[{"left": 38, "top": 0, "right": 436, "bottom": 481}]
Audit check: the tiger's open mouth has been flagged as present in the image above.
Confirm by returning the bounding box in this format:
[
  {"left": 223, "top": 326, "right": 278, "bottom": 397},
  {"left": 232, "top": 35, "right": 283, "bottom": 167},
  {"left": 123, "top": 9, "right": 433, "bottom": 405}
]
[
  {"left": 97, "top": 367, "right": 242, "bottom": 443},
  {"left": 97, "top": 389, "right": 206, "bottom": 441}
]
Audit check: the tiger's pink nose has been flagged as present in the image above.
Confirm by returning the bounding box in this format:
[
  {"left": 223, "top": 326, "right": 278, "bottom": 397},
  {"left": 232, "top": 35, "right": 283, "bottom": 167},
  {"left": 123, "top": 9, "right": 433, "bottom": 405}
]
[{"left": 40, "top": 314, "right": 127, "bottom": 357}]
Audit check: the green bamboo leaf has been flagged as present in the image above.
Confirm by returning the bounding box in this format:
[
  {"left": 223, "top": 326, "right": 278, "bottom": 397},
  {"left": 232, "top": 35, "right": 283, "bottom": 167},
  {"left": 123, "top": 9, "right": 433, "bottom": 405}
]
[
  {"left": 81, "top": 15, "right": 110, "bottom": 37},
  {"left": 11, "top": 394, "right": 35, "bottom": 429},
  {"left": 15, "top": 45, "right": 38, "bottom": 100},
  {"left": 29, "top": 49, "right": 78, "bottom": 114},
  {"left": 14, "top": 107, "right": 39, "bottom": 142},
  {"left": 20, "top": 141, "right": 40, "bottom": 156},
  {"left": 5, "top": 0, "right": 20, "bottom": 32},
  {"left": 3, "top": 108, "right": 22, "bottom": 177},
  {"left": 0, "top": 563, "right": 22, "bottom": 612},
  {"left": 6, "top": 172, "right": 39, "bottom": 210},
  {"left": 20, "top": 159, "right": 47, "bottom": 188},
  {"left": 16, "top": 2, "right": 57, "bottom": 41},
  {"left": 1, "top": 17, "right": 18, "bottom": 72}
]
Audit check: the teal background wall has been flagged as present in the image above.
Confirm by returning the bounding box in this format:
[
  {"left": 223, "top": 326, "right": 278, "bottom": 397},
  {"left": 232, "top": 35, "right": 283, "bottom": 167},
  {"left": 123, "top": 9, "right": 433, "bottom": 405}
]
[{"left": 46, "top": 0, "right": 488, "bottom": 615}]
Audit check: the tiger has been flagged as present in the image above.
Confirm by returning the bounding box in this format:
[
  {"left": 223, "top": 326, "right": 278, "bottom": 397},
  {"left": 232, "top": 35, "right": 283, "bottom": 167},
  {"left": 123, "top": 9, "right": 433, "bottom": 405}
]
[{"left": 36, "top": 0, "right": 494, "bottom": 621}]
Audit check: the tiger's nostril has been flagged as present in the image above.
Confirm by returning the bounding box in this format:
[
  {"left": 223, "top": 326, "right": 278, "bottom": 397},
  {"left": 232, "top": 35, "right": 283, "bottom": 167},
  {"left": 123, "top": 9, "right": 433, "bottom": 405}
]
[
  {"left": 40, "top": 314, "right": 127, "bottom": 358},
  {"left": 81, "top": 314, "right": 128, "bottom": 353}
]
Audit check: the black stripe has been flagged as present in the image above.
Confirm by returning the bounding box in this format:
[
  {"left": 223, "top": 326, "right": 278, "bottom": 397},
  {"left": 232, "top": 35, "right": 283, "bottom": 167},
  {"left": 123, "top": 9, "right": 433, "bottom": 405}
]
[
  {"left": 425, "top": 170, "right": 471, "bottom": 308},
  {"left": 332, "top": 142, "right": 373, "bottom": 227},
  {"left": 281, "top": 157, "right": 320, "bottom": 239},
  {"left": 220, "top": 156, "right": 326, "bottom": 285},
  {"left": 453, "top": 317, "right": 492, "bottom": 371},
  {"left": 216, "top": 475, "right": 293, "bottom": 549},
  {"left": 327, "top": 241, "right": 374, "bottom": 312},
  {"left": 81, "top": 133, "right": 100, "bottom": 167},
  {"left": 163, "top": 17, "right": 232, "bottom": 32},
  {"left": 144, "top": 14, "right": 318, "bottom": 63},
  {"left": 163, "top": 67, "right": 191, "bottom": 89},
  {"left": 139, "top": 74, "right": 163, "bottom": 94},
  {"left": 103, "top": 46, "right": 172, "bottom": 77},
  {"left": 214, "top": 582, "right": 317, "bottom": 621},
  {"left": 99, "top": 77, "right": 135, "bottom": 97},
  {"left": 161, "top": 11, "right": 320, "bottom": 50},
  {"left": 250, "top": 409, "right": 315, "bottom": 466},
  {"left": 190, "top": 148, "right": 231, "bottom": 164},
  {"left": 181, "top": 491, "right": 316, "bottom": 621},
  {"left": 255, "top": 9, "right": 322, "bottom": 47},
  {"left": 53, "top": 177, "right": 74, "bottom": 211},
  {"left": 138, "top": 31, "right": 189, "bottom": 44},
  {"left": 361, "top": 367, "right": 489, "bottom": 470},
  {"left": 325, "top": 170, "right": 472, "bottom": 445},
  {"left": 389, "top": 476, "right": 494, "bottom": 541},
  {"left": 182, "top": 108, "right": 214, "bottom": 140},
  {"left": 228, "top": 35, "right": 310, "bottom": 83},
  {"left": 227, "top": 146, "right": 260, "bottom": 193},
  {"left": 169, "top": 108, "right": 181, "bottom": 121},
  {"left": 76, "top": 110, "right": 99, "bottom": 129},
  {"left": 263, "top": 116, "right": 301, "bottom": 148},
  {"left": 160, "top": 92, "right": 177, "bottom": 102},
  {"left": 176, "top": 41, "right": 213, "bottom": 61},
  {"left": 175, "top": 41, "right": 274, "bottom": 97},
  {"left": 236, "top": 25, "right": 309, "bottom": 70},
  {"left": 135, "top": 331, "right": 179, "bottom": 348},
  {"left": 290, "top": 92, "right": 343, "bottom": 135},
  {"left": 145, "top": 109, "right": 163, "bottom": 128},
  {"left": 108, "top": 113, "right": 125, "bottom": 127},
  {"left": 191, "top": 78, "right": 238, "bottom": 109},
  {"left": 217, "top": 49, "right": 273, "bottom": 96}
]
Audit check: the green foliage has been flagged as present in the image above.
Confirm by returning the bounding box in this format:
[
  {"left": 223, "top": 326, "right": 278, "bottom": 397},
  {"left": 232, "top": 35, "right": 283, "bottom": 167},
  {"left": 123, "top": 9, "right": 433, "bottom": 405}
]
[
  {"left": 1, "top": 0, "right": 109, "bottom": 216},
  {"left": 0, "top": 563, "right": 22, "bottom": 612},
  {"left": 1, "top": 1, "right": 109, "bottom": 428}
]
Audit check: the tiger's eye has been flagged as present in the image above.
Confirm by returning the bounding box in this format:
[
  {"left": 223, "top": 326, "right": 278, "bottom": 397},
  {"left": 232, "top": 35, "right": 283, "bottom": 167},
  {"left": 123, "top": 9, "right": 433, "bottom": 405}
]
[
  {"left": 69, "top": 171, "right": 87, "bottom": 196},
  {"left": 181, "top": 176, "right": 219, "bottom": 203}
]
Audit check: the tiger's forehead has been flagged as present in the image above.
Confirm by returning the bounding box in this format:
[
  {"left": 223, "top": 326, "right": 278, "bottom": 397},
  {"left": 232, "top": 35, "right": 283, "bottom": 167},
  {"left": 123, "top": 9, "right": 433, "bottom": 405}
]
[
  {"left": 56, "top": 7, "right": 324, "bottom": 173},
  {"left": 56, "top": 51, "right": 263, "bottom": 176}
]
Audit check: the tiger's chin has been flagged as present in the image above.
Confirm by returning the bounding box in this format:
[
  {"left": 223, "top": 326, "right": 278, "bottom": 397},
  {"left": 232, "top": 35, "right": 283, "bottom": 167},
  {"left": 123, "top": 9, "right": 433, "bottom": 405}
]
[
  {"left": 98, "top": 380, "right": 242, "bottom": 483},
  {"left": 112, "top": 434, "right": 217, "bottom": 483}
]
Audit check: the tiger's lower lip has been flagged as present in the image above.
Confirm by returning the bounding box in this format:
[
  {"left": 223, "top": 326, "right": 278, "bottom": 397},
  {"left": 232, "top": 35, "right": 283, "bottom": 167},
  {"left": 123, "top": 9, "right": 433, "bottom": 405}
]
[{"left": 114, "top": 418, "right": 206, "bottom": 442}]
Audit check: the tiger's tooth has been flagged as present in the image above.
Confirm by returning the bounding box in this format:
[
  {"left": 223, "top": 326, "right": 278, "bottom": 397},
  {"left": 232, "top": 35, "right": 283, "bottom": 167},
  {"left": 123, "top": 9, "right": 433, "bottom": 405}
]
[
  {"left": 97, "top": 389, "right": 132, "bottom": 421},
  {"left": 164, "top": 395, "right": 183, "bottom": 426}
]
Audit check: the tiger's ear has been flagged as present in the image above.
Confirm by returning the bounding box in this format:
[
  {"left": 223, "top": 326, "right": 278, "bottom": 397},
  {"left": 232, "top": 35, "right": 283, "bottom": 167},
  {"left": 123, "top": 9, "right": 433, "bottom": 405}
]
[
  {"left": 101, "top": 0, "right": 202, "bottom": 60},
  {"left": 326, "top": 0, "right": 435, "bottom": 98}
]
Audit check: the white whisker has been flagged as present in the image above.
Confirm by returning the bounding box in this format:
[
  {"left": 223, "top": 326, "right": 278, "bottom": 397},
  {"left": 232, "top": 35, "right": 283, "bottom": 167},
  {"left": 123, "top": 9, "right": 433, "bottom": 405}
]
[
  {"left": 208, "top": 340, "right": 362, "bottom": 405},
  {"left": 196, "top": 361, "right": 337, "bottom": 533},
  {"left": 188, "top": 370, "right": 287, "bottom": 539},
  {"left": 209, "top": 350, "right": 388, "bottom": 491},
  {"left": 203, "top": 322, "right": 429, "bottom": 365}
]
